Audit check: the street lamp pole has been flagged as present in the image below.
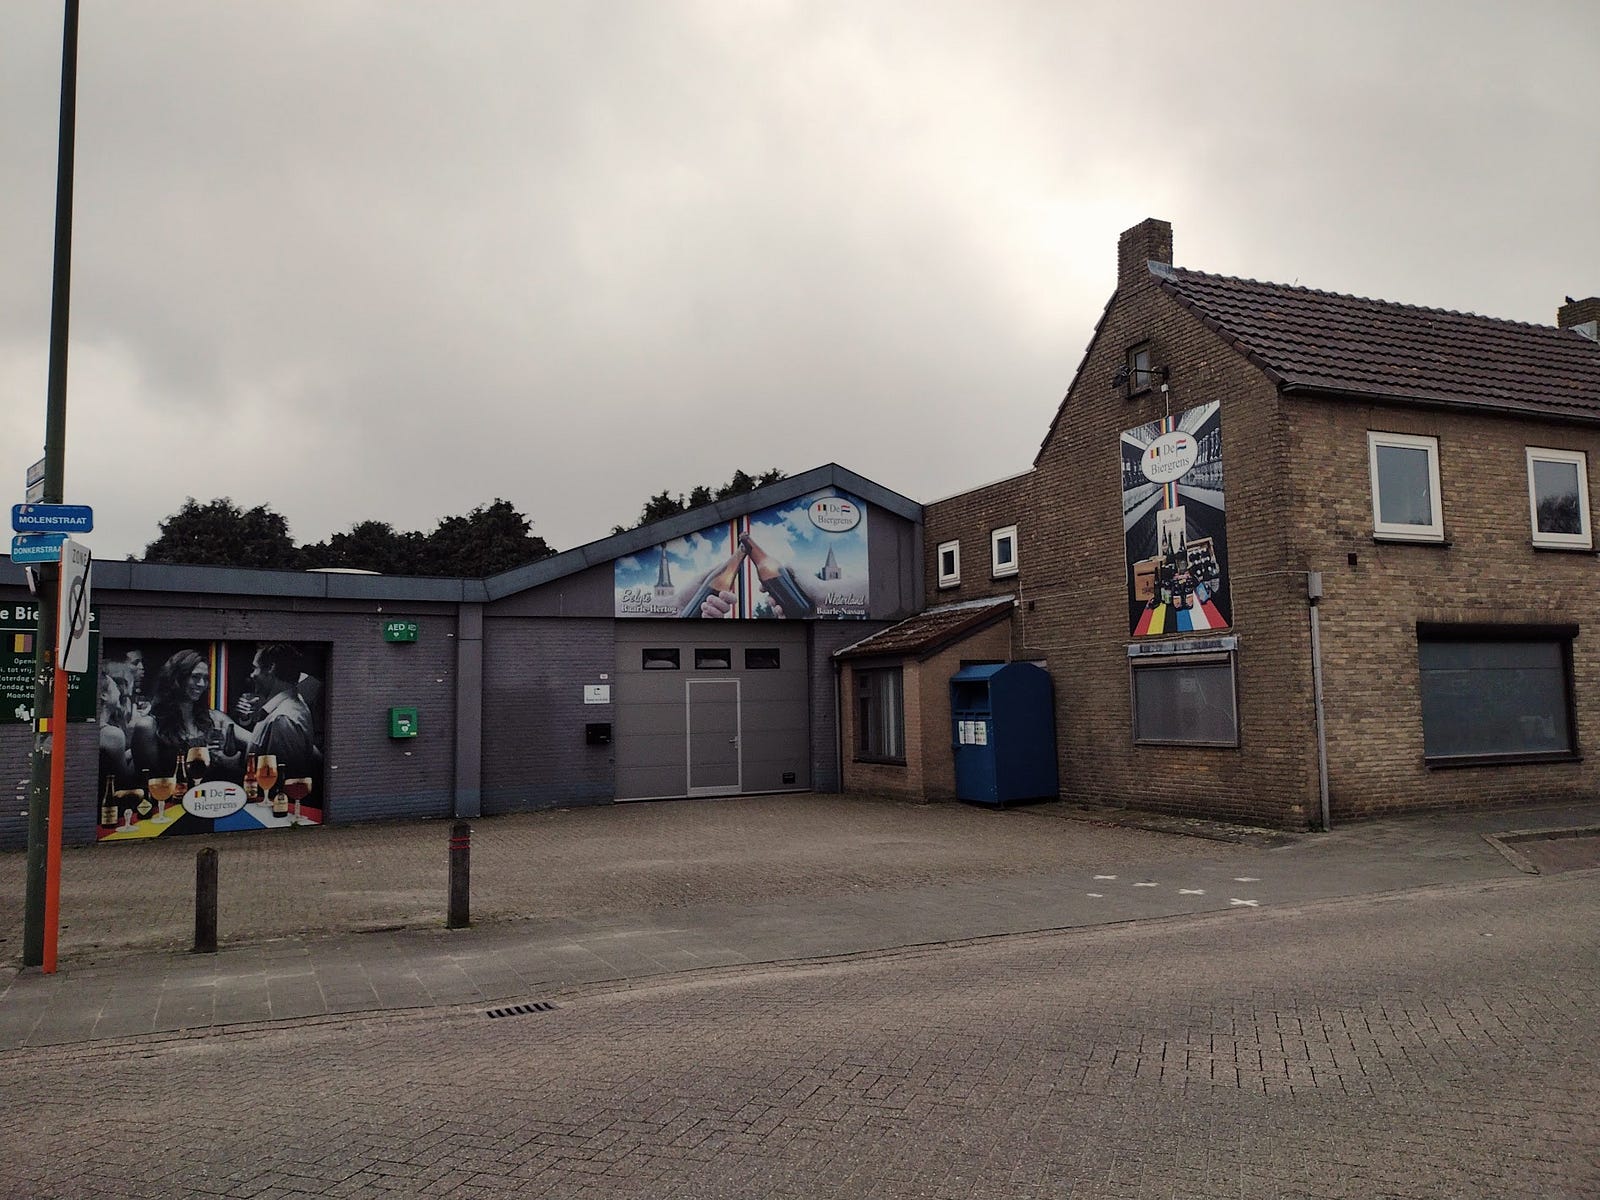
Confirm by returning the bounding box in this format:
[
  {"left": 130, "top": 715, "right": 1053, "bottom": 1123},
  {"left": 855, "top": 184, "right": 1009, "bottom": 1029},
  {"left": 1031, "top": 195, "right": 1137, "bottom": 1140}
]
[{"left": 22, "top": 0, "right": 81, "bottom": 967}]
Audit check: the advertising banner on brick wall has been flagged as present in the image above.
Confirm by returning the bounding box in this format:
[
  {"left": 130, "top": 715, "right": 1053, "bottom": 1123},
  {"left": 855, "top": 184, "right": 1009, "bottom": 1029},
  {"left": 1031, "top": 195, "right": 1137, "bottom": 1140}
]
[
  {"left": 95, "top": 639, "right": 327, "bottom": 841},
  {"left": 614, "top": 487, "right": 871, "bottom": 619},
  {"left": 1, "top": 601, "right": 99, "bottom": 723},
  {"left": 1120, "top": 401, "right": 1231, "bottom": 637}
]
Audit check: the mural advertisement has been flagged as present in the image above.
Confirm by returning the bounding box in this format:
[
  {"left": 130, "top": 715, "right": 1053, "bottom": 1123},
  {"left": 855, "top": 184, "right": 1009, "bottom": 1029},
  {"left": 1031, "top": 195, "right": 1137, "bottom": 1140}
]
[
  {"left": 96, "top": 639, "right": 327, "bottom": 841},
  {"left": 1120, "top": 401, "right": 1231, "bottom": 637},
  {"left": 615, "top": 488, "right": 870, "bottom": 619}
]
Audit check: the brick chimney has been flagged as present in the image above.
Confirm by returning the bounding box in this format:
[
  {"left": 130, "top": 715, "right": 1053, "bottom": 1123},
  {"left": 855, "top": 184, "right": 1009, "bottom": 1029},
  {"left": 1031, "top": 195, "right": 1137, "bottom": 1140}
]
[
  {"left": 1118, "top": 218, "right": 1173, "bottom": 290},
  {"left": 1558, "top": 296, "right": 1600, "bottom": 341}
]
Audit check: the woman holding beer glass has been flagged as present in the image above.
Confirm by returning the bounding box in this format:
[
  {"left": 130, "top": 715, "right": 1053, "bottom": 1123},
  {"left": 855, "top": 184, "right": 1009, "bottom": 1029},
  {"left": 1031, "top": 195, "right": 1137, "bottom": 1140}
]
[{"left": 130, "top": 649, "right": 234, "bottom": 785}]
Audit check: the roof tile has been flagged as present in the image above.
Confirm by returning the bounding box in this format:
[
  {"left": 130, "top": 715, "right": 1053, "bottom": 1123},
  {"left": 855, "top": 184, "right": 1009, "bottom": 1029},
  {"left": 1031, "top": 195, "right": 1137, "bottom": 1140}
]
[{"left": 1159, "top": 269, "right": 1600, "bottom": 422}]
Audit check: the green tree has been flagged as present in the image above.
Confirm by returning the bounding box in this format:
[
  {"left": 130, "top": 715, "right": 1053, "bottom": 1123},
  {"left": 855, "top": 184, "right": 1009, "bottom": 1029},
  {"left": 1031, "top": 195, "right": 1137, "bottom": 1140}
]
[
  {"left": 426, "top": 499, "right": 554, "bottom": 577},
  {"left": 142, "top": 497, "right": 299, "bottom": 568},
  {"left": 298, "top": 521, "right": 430, "bottom": 575},
  {"left": 614, "top": 468, "right": 785, "bottom": 532}
]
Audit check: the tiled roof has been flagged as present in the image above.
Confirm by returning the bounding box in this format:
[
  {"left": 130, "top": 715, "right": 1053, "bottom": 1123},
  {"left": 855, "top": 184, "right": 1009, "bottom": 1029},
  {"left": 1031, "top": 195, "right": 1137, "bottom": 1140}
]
[
  {"left": 1157, "top": 267, "right": 1600, "bottom": 423},
  {"left": 834, "top": 596, "right": 1014, "bottom": 661}
]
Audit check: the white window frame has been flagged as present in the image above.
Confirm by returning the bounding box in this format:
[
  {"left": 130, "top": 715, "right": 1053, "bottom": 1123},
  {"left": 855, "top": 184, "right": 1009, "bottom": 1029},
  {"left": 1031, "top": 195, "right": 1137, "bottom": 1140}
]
[
  {"left": 937, "top": 540, "right": 961, "bottom": 589},
  {"left": 990, "top": 525, "right": 1018, "bottom": 578},
  {"left": 1525, "top": 447, "right": 1592, "bottom": 550},
  {"left": 1368, "top": 431, "right": 1444, "bottom": 543}
]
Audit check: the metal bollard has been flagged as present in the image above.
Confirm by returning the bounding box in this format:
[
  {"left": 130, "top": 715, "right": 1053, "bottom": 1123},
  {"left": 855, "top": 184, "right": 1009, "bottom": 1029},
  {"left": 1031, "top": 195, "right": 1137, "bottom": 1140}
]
[
  {"left": 194, "top": 847, "right": 218, "bottom": 954},
  {"left": 447, "top": 821, "right": 471, "bottom": 929}
]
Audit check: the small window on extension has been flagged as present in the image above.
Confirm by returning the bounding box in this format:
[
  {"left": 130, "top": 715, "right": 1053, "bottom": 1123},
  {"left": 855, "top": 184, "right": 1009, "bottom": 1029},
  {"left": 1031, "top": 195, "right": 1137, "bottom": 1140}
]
[
  {"left": 745, "top": 648, "right": 781, "bottom": 670},
  {"left": 642, "top": 648, "right": 680, "bottom": 670},
  {"left": 695, "top": 648, "right": 731, "bottom": 670}
]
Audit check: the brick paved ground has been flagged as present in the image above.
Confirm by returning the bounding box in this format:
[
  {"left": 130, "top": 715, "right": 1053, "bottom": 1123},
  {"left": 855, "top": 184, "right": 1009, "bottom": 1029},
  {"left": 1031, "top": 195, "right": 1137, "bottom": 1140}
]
[
  {"left": 0, "top": 795, "right": 1216, "bottom": 961},
  {"left": 2, "top": 871, "right": 1595, "bottom": 1198}
]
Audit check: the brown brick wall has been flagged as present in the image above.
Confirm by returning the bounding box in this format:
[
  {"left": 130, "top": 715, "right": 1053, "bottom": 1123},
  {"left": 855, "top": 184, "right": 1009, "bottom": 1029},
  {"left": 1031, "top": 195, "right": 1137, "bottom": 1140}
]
[
  {"left": 1286, "top": 397, "right": 1600, "bottom": 818},
  {"left": 924, "top": 472, "right": 1032, "bottom": 605},
  {"left": 1020, "top": 260, "right": 1318, "bottom": 827},
  {"left": 839, "top": 619, "right": 1014, "bottom": 802}
]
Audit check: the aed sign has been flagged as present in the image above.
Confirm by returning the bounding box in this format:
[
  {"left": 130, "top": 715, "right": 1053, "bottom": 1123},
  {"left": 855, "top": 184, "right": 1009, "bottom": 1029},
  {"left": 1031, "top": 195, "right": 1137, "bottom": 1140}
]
[{"left": 382, "top": 620, "right": 418, "bottom": 643}]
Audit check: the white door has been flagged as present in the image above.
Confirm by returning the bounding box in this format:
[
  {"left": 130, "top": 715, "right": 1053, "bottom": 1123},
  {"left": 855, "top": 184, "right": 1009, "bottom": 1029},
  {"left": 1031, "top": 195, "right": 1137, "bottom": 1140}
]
[{"left": 686, "top": 679, "right": 741, "bottom": 796}]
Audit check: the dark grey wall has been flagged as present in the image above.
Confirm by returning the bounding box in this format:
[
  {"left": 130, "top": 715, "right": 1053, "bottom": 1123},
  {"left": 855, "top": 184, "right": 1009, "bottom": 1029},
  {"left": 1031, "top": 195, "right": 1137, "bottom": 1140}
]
[
  {"left": 480, "top": 617, "right": 616, "bottom": 812},
  {"left": 0, "top": 588, "right": 462, "bottom": 848},
  {"left": 486, "top": 562, "right": 615, "bottom": 619}
]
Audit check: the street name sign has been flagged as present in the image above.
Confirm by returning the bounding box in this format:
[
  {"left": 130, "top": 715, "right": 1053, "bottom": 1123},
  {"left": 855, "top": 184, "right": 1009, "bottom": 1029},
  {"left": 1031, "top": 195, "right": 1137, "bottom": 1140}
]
[
  {"left": 24, "top": 458, "right": 45, "bottom": 504},
  {"left": 9, "top": 533, "right": 67, "bottom": 564},
  {"left": 12, "top": 504, "right": 93, "bottom": 534}
]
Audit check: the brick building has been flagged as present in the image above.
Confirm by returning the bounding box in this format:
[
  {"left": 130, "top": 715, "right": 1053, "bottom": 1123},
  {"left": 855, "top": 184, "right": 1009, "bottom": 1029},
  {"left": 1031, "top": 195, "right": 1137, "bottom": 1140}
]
[{"left": 841, "top": 219, "right": 1600, "bottom": 827}]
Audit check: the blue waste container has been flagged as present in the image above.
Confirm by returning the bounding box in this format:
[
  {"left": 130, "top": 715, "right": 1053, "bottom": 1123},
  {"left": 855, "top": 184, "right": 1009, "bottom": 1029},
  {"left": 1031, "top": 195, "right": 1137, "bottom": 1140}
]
[{"left": 950, "top": 662, "right": 1058, "bottom": 806}]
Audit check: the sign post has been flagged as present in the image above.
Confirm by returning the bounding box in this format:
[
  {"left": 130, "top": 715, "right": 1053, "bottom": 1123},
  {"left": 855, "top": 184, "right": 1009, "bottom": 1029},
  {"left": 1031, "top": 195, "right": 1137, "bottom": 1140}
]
[
  {"left": 41, "top": 539, "right": 90, "bottom": 974},
  {"left": 23, "top": 0, "right": 80, "bottom": 971}
]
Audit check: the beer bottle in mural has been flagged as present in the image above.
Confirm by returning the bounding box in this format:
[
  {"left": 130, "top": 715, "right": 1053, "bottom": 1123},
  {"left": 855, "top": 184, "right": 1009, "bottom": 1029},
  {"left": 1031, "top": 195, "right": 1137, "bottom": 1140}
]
[
  {"left": 740, "top": 535, "right": 818, "bottom": 619},
  {"left": 173, "top": 753, "right": 189, "bottom": 800},
  {"left": 244, "top": 754, "right": 259, "bottom": 801},
  {"left": 99, "top": 777, "right": 117, "bottom": 828},
  {"left": 678, "top": 544, "right": 748, "bottom": 618}
]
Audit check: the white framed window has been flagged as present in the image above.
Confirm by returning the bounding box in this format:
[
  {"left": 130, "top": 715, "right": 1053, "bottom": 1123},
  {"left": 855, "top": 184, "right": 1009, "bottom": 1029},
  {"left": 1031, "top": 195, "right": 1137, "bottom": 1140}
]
[
  {"left": 990, "top": 526, "right": 1018, "bottom": 578},
  {"left": 1526, "top": 447, "right": 1592, "bottom": 549},
  {"left": 937, "top": 540, "right": 961, "bottom": 588},
  {"left": 1368, "top": 432, "right": 1444, "bottom": 542}
]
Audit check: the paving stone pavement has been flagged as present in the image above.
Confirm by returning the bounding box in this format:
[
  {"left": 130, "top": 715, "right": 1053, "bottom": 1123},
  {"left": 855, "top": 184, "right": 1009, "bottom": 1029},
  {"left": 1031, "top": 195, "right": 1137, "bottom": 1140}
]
[
  {"left": 2, "top": 794, "right": 1598, "bottom": 1054},
  {"left": 1, "top": 870, "right": 1595, "bottom": 1198}
]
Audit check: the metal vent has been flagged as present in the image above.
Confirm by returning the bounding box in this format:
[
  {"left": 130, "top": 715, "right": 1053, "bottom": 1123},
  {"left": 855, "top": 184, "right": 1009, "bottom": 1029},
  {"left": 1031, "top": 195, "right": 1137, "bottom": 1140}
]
[{"left": 486, "top": 1001, "right": 556, "bottom": 1019}]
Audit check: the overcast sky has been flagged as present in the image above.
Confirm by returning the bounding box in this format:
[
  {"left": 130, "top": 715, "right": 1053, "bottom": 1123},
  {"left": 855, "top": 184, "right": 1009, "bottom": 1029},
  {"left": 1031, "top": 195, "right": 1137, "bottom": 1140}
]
[{"left": 3, "top": 1, "right": 1596, "bottom": 562}]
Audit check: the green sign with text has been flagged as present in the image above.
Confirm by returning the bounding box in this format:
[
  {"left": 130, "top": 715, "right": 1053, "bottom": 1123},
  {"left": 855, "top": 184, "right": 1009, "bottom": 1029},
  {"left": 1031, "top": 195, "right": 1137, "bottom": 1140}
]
[
  {"left": 382, "top": 620, "right": 418, "bottom": 643},
  {"left": 0, "top": 602, "right": 100, "bottom": 723}
]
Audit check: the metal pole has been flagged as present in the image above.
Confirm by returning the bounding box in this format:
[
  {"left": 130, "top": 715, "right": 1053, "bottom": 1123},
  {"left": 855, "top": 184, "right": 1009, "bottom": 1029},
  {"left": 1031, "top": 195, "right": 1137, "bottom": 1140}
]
[
  {"left": 447, "top": 821, "right": 471, "bottom": 929},
  {"left": 23, "top": 0, "right": 80, "bottom": 968},
  {"left": 1308, "top": 584, "right": 1331, "bottom": 833}
]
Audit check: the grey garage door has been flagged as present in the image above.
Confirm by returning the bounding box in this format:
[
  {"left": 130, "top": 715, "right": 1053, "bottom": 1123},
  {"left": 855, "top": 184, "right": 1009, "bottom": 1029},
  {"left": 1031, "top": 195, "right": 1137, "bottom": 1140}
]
[{"left": 614, "top": 623, "right": 810, "bottom": 800}]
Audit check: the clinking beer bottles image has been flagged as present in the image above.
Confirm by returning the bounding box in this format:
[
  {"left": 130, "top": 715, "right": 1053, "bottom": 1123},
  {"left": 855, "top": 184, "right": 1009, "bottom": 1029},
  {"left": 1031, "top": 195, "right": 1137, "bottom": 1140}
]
[
  {"left": 740, "top": 535, "right": 818, "bottom": 619},
  {"left": 678, "top": 543, "right": 748, "bottom": 618}
]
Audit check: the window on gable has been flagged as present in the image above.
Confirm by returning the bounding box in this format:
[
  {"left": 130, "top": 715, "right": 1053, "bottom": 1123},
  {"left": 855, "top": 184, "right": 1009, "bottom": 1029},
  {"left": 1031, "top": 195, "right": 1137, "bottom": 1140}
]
[
  {"left": 1368, "top": 432, "right": 1444, "bottom": 542},
  {"left": 1526, "top": 447, "right": 1592, "bottom": 549},
  {"left": 990, "top": 526, "right": 1018, "bottom": 579},
  {"left": 937, "top": 540, "right": 961, "bottom": 589},
  {"left": 1418, "top": 628, "right": 1577, "bottom": 763},
  {"left": 855, "top": 667, "right": 905, "bottom": 763},
  {"left": 1127, "top": 344, "right": 1153, "bottom": 395}
]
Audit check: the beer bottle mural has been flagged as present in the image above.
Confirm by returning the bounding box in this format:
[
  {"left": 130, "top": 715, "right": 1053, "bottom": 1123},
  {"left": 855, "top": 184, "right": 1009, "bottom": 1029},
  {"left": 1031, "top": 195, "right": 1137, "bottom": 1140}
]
[
  {"left": 95, "top": 639, "right": 328, "bottom": 841},
  {"left": 1120, "top": 401, "right": 1231, "bottom": 637}
]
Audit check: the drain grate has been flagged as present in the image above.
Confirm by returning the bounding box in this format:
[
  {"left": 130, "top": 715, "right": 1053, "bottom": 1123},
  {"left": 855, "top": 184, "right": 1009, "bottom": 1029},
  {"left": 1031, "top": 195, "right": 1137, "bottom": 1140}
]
[{"left": 486, "top": 1001, "right": 557, "bottom": 1019}]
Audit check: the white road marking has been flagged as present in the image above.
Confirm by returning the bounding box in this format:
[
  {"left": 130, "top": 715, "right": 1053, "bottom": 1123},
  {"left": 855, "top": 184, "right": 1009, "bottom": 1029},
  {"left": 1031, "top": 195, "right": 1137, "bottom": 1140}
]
[
  {"left": 1133, "top": 882, "right": 1158, "bottom": 888},
  {"left": 1086, "top": 893, "right": 1104, "bottom": 899},
  {"left": 1093, "top": 875, "right": 1118, "bottom": 881},
  {"left": 1178, "top": 888, "right": 1204, "bottom": 895},
  {"left": 1233, "top": 876, "right": 1260, "bottom": 883},
  {"left": 1229, "top": 898, "right": 1260, "bottom": 907}
]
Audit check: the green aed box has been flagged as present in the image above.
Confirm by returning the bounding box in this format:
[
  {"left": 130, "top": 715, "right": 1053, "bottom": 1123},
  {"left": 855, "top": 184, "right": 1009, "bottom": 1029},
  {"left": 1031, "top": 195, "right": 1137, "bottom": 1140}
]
[
  {"left": 389, "top": 706, "right": 419, "bottom": 738},
  {"left": 383, "top": 620, "right": 419, "bottom": 643}
]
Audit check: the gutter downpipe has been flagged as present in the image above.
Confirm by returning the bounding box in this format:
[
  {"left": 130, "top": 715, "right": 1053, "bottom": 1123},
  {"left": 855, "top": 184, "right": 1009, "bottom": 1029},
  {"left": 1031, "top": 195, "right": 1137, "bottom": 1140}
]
[{"left": 1307, "top": 571, "right": 1330, "bottom": 831}]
